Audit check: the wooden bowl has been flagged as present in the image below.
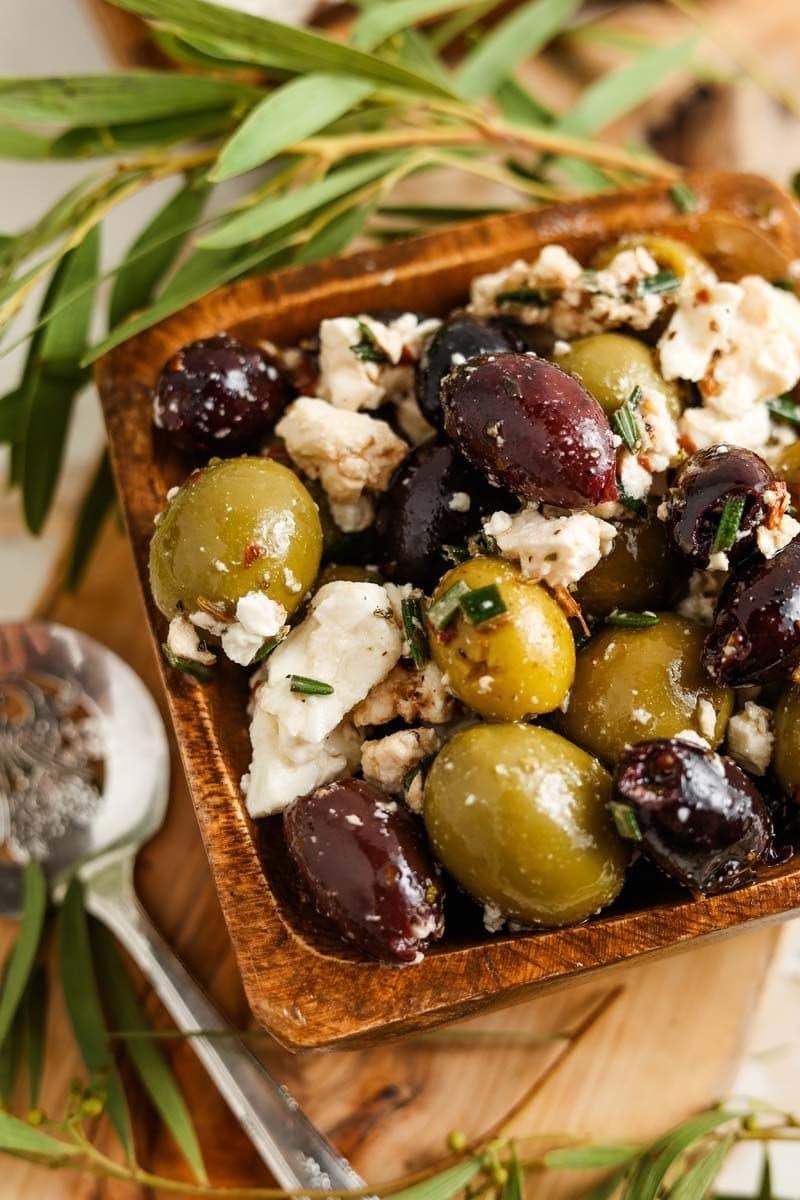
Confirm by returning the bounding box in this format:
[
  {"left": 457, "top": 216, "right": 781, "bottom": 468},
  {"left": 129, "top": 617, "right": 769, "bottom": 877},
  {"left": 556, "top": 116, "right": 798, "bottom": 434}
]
[{"left": 97, "top": 172, "right": 800, "bottom": 1051}]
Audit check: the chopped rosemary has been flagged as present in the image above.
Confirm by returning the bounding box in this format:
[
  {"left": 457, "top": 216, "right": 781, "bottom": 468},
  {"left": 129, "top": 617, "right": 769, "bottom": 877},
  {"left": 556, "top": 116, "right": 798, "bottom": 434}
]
[
  {"left": 767, "top": 394, "right": 800, "bottom": 425},
  {"left": 636, "top": 269, "right": 680, "bottom": 296},
  {"left": 609, "top": 801, "right": 643, "bottom": 842},
  {"left": 459, "top": 583, "right": 507, "bottom": 625},
  {"left": 161, "top": 644, "right": 213, "bottom": 682},
  {"left": 428, "top": 580, "right": 471, "bottom": 630},
  {"left": 617, "top": 484, "right": 646, "bottom": 515},
  {"left": 612, "top": 384, "right": 643, "bottom": 454},
  {"left": 401, "top": 596, "right": 429, "bottom": 668},
  {"left": 772, "top": 279, "right": 795, "bottom": 292},
  {"left": 252, "top": 634, "right": 283, "bottom": 663},
  {"left": 606, "top": 610, "right": 659, "bottom": 628},
  {"left": 351, "top": 320, "right": 389, "bottom": 364},
  {"left": 495, "top": 287, "right": 552, "bottom": 306},
  {"left": 289, "top": 674, "right": 334, "bottom": 695},
  {"left": 669, "top": 181, "right": 698, "bottom": 214},
  {"left": 442, "top": 542, "right": 470, "bottom": 566},
  {"left": 712, "top": 495, "right": 746, "bottom": 554}
]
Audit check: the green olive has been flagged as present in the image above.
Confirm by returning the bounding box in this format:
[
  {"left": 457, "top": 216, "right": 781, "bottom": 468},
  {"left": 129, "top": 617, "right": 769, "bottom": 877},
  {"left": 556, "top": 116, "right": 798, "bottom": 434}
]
[
  {"left": 428, "top": 558, "right": 574, "bottom": 719},
  {"left": 773, "top": 685, "right": 800, "bottom": 799},
  {"left": 772, "top": 442, "right": 800, "bottom": 511},
  {"left": 424, "top": 723, "right": 628, "bottom": 926},
  {"left": 592, "top": 234, "right": 711, "bottom": 281},
  {"left": 555, "top": 333, "right": 684, "bottom": 420},
  {"left": 150, "top": 456, "right": 322, "bottom": 619},
  {"left": 574, "top": 515, "right": 679, "bottom": 619},
  {"left": 556, "top": 615, "right": 734, "bottom": 765}
]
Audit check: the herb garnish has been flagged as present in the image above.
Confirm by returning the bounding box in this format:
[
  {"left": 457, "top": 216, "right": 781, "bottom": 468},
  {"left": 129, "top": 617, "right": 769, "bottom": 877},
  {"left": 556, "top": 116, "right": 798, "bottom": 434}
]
[
  {"left": 495, "top": 286, "right": 553, "bottom": 306},
  {"left": 252, "top": 634, "right": 283, "bottom": 663},
  {"left": 767, "top": 394, "right": 800, "bottom": 425},
  {"left": 351, "top": 319, "right": 389, "bottom": 364},
  {"left": 617, "top": 484, "right": 646, "bottom": 515},
  {"left": 669, "top": 181, "right": 698, "bottom": 213},
  {"left": 636, "top": 269, "right": 681, "bottom": 296},
  {"left": 428, "top": 580, "right": 471, "bottom": 630},
  {"left": 401, "top": 596, "right": 429, "bottom": 668},
  {"left": 289, "top": 674, "right": 334, "bottom": 695},
  {"left": 460, "top": 583, "right": 507, "bottom": 625},
  {"left": 606, "top": 610, "right": 659, "bottom": 629},
  {"left": 612, "top": 384, "right": 643, "bottom": 454},
  {"left": 609, "top": 801, "right": 644, "bottom": 842},
  {"left": 161, "top": 644, "right": 214, "bottom": 682},
  {"left": 712, "top": 495, "right": 746, "bottom": 554}
]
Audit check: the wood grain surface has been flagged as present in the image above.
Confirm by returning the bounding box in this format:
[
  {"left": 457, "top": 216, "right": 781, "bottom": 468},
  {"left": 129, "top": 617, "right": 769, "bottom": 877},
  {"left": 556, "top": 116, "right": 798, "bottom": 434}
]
[{"left": 0, "top": 522, "right": 781, "bottom": 1199}]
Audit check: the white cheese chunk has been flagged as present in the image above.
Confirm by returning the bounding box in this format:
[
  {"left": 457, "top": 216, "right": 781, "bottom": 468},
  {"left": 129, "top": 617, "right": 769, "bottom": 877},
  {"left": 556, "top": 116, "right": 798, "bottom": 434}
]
[
  {"left": 757, "top": 510, "right": 800, "bottom": 559},
  {"left": 353, "top": 661, "right": 455, "bottom": 727},
  {"left": 166, "top": 615, "right": 216, "bottom": 665},
  {"left": 679, "top": 403, "right": 773, "bottom": 455},
  {"left": 658, "top": 280, "right": 742, "bottom": 385},
  {"left": 246, "top": 712, "right": 361, "bottom": 819},
  {"left": 219, "top": 592, "right": 287, "bottom": 667},
  {"left": 727, "top": 702, "right": 774, "bottom": 775},
  {"left": 276, "top": 396, "right": 409, "bottom": 508},
  {"left": 677, "top": 569, "right": 725, "bottom": 626},
  {"left": 317, "top": 313, "right": 440, "bottom": 411},
  {"left": 361, "top": 727, "right": 441, "bottom": 795},
  {"left": 485, "top": 505, "right": 616, "bottom": 588}
]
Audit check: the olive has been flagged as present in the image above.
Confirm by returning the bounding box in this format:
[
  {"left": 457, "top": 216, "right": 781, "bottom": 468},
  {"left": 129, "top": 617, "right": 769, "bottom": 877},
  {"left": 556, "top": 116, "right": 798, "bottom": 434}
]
[
  {"left": 424, "top": 724, "right": 628, "bottom": 927},
  {"left": 417, "top": 315, "right": 523, "bottom": 428},
  {"left": 772, "top": 686, "right": 800, "bottom": 799},
  {"left": 149, "top": 457, "right": 322, "bottom": 619},
  {"left": 613, "top": 738, "right": 769, "bottom": 895},
  {"left": 592, "top": 235, "right": 711, "bottom": 282},
  {"left": 428, "top": 557, "right": 574, "bottom": 719},
  {"left": 772, "top": 441, "right": 800, "bottom": 510},
  {"left": 663, "top": 446, "right": 775, "bottom": 568},
  {"left": 703, "top": 538, "right": 800, "bottom": 686},
  {"left": 284, "top": 777, "right": 445, "bottom": 963},
  {"left": 154, "top": 335, "right": 292, "bottom": 454},
  {"left": 555, "top": 333, "right": 684, "bottom": 420},
  {"left": 441, "top": 352, "right": 618, "bottom": 509},
  {"left": 376, "top": 440, "right": 510, "bottom": 590},
  {"left": 574, "top": 513, "right": 677, "bottom": 619},
  {"left": 557, "top": 615, "right": 734, "bottom": 765}
]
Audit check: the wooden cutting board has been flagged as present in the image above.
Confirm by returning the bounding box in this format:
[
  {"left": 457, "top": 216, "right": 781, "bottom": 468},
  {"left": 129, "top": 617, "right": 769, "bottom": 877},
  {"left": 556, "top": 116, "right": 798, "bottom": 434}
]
[{"left": 0, "top": 522, "right": 781, "bottom": 1199}]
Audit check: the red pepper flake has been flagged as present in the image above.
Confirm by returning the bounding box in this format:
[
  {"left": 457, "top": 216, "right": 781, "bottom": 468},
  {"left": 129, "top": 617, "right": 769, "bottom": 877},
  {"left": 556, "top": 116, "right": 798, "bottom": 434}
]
[{"left": 243, "top": 542, "right": 264, "bottom": 567}]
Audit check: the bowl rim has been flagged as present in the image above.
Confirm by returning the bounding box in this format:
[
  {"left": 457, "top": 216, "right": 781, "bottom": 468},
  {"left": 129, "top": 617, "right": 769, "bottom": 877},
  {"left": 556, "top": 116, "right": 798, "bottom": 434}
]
[{"left": 96, "top": 170, "right": 800, "bottom": 1050}]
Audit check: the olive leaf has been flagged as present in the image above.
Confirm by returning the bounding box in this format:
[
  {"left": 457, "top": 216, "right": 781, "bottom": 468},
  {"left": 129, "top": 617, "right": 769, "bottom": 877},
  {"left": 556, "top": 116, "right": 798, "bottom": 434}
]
[
  {"left": 389, "top": 1157, "right": 482, "bottom": 1200},
  {"left": 0, "top": 1112, "right": 80, "bottom": 1161},
  {"left": 66, "top": 452, "right": 116, "bottom": 590},
  {"left": 665, "top": 1133, "right": 733, "bottom": 1200},
  {"left": 351, "top": 0, "right": 476, "bottom": 50},
  {"left": 0, "top": 390, "right": 21, "bottom": 444},
  {"left": 58, "top": 877, "right": 133, "bottom": 1155},
  {"left": 296, "top": 201, "right": 376, "bottom": 264},
  {"left": 211, "top": 74, "right": 374, "bottom": 183},
  {"left": 90, "top": 919, "right": 207, "bottom": 1184},
  {"left": 623, "top": 1109, "right": 736, "bottom": 1200},
  {"left": 50, "top": 110, "right": 235, "bottom": 160},
  {"left": 0, "top": 863, "right": 47, "bottom": 1048},
  {"left": 455, "top": 0, "right": 582, "bottom": 100},
  {"left": 545, "top": 1145, "right": 643, "bottom": 1169},
  {"left": 502, "top": 1147, "right": 524, "bottom": 1200},
  {"left": 21, "top": 963, "right": 48, "bottom": 1110},
  {"left": 0, "top": 73, "right": 256, "bottom": 126},
  {"left": 0, "top": 125, "right": 53, "bottom": 160}
]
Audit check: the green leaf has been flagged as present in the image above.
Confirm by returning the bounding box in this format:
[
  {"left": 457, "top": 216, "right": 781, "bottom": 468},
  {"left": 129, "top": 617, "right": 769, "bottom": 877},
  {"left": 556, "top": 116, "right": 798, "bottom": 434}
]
[
  {"left": 110, "top": 179, "right": 209, "bottom": 327},
  {"left": 58, "top": 877, "right": 132, "bottom": 1154},
  {"left": 296, "top": 201, "right": 374, "bottom": 263},
  {"left": 757, "top": 1150, "right": 773, "bottom": 1200},
  {"left": 50, "top": 110, "right": 235, "bottom": 159},
  {"left": 66, "top": 451, "right": 116, "bottom": 590},
  {"left": 0, "top": 1007, "right": 24, "bottom": 1106},
  {"left": 665, "top": 1134, "right": 733, "bottom": 1200},
  {"left": 503, "top": 1147, "right": 524, "bottom": 1200},
  {"left": 0, "top": 73, "right": 256, "bottom": 126},
  {"left": 351, "top": 0, "right": 473, "bottom": 50},
  {"left": 496, "top": 77, "right": 555, "bottom": 126},
  {"left": 624, "top": 1110, "right": 735, "bottom": 1200},
  {"left": 0, "top": 1111, "right": 80, "bottom": 1160},
  {"left": 390, "top": 1158, "right": 482, "bottom": 1200},
  {"left": 455, "top": 0, "right": 581, "bottom": 100},
  {"left": 0, "top": 126, "right": 53, "bottom": 160},
  {"left": 91, "top": 920, "right": 207, "bottom": 1184},
  {"left": 546, "top": 1145, "right": 642, "bottom": 1169},
  {"left": 580, "top": 1167, "right": 631, "bottom": 1200},
  {"left": 109, "top": 0, "right": 456, "bottom": 97},
  {"left": 201, "top": 152, "right": 403, "bottom": 249},
  {"left": 19, "top": 225, "right": 100, "bottom": 534},
  {"left": 0, "top": 390, "right": 22, "bottom": 444},
  {"left": 21, "top": 963, "right": 48, "bottom": 1109},
  {"left": 211, "top": 74, "right": 374, "bottom": 183},
  {"left": 0, "top": 863, "right": 47, "bottom": 1048}
]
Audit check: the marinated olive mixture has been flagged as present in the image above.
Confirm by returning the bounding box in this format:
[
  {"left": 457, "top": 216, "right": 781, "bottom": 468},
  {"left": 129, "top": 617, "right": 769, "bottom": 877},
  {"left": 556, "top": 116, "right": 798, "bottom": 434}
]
[{"left": 150, "top": 234, "right": 800, "bottom": 964}]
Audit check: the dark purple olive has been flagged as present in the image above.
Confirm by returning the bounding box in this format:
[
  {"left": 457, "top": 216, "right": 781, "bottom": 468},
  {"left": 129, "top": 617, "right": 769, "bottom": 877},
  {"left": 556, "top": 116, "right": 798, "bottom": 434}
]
[
  {"left": 376, "top": 440, "right": 511, "bottom": 590},
  {"left": 154, "top": 335, "right": 292, "bottom": 454},
  {"left": 613, "top": 738, "right": 769, "bottom": 895},
  {"left": 284, "top": 777, "right": 445, "bottom": 963},
  {"left": 417, "top": 316, "right": 526, "bottom": 428},
  {"left": 664, "top": 445, "right": 776, "bottom": 567},
  {"left": 440, "top": 352, "right": 618, "bottom": 509},
  {"left": 703, "top": 537, "right": 800, "bottom": 685}
]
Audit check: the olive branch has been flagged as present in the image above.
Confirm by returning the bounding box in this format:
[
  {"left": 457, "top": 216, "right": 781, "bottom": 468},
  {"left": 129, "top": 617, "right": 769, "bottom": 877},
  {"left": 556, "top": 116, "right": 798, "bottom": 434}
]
[{"left": 0, "top": 864, "right": 795, "bottom": 1199}]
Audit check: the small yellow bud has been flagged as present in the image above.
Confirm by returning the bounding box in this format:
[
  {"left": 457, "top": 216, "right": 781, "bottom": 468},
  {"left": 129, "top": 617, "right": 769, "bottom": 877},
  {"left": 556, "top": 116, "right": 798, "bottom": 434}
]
[{"left": 447, "top": 1130, "right": 468, "bottom": 1153}]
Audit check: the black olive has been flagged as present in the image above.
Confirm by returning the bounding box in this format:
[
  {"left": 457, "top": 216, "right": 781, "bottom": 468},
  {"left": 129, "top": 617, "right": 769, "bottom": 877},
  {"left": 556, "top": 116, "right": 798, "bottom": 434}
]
[
  {"left": 613, "top": 738, "right": 769, "bottom": 895},
  {"left": 417, "top": 315, "right": 523, "bottom": 428}
]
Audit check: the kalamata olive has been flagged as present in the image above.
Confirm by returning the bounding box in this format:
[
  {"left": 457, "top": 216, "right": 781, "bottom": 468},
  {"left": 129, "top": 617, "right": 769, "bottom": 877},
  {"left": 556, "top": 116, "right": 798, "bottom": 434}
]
[
  {"left": 703, "top": 537, "right": 800, "bottom": 685},
  {"left": 774, "top": 684, "right": 800, "bottom": 799},
  {"left": 663, "top": 446, "right": 776, "bottom": 567},
  {"left": 154, "top": 335, "right": 292, "bottom": 454},
  {"left": 376, "top": 440, "right": 510, "bottom": 590},
  {"left": 284, "top": 777, "right": 445, "bottom": 963},
  {"left": 440, "top": 352, "right": 618, "bottom": 509},
  {"left": 613, "top": 738, "right": 769, "bottom": 895},
  {"left": 417, "top": 316, "right": 524, "bottom": 427}
]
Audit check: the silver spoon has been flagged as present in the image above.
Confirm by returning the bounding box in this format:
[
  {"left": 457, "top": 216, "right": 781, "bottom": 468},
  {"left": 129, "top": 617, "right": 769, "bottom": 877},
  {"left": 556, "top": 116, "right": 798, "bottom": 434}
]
[{"left": 0, "top": 620, "right": 366, "bottom": 1192}]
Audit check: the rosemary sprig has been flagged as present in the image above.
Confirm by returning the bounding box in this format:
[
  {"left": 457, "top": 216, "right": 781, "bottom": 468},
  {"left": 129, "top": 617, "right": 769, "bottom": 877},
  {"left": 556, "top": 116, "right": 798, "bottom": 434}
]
[{"left": 712, "top": 495, "right": 746, "bottom": 554}]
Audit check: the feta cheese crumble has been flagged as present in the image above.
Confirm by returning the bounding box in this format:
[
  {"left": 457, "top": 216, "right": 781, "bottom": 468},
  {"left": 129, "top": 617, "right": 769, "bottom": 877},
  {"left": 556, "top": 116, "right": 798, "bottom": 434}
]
[
  {"left": 353, "top": 661, "right": 455, "bottom": 727},
  {"left": 484, "top": 505, "right": 616, "bottom": 588},
  {"left": 318, "top": 313, "right": 440, "bottom": 412},
  {"left": 166, "top": 615, "right": 215, "bottom": 666},
  {"left": 727, "top": 702, "right": 774, "bottom": 775},
  {"left": 361, "top": 727, "right": 441, "bottom": 796}
]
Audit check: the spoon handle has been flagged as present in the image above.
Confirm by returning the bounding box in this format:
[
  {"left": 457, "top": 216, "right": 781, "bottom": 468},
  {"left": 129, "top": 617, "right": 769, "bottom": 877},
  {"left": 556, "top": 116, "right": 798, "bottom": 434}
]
[{"left": 85, "top": 861, "right": 367, "bottom": 1192}]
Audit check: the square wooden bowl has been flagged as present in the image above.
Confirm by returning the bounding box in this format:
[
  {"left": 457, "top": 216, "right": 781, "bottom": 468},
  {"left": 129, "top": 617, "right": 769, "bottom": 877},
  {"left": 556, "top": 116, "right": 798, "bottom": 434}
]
[{"left": 97, "top": 172, "right": 800, "bottom": 1051}]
